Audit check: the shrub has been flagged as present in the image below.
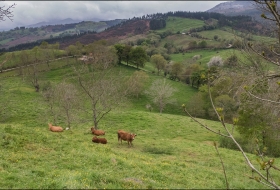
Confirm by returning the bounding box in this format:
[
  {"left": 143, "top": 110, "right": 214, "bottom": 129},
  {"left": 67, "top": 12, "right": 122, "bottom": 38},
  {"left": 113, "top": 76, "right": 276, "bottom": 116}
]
[
  {"left": 214, "top": 35, "right": 219, "bottom": 40},
  {"left": 224, "top": 54, "right": 238, "bottom": 67},
  {"left": 198, "top": 40, "right": 207, "bottom": 48},
  {"left": 207, "top": 56, "right": 223, "bottom": 68},
  {"left": 219, "top": 136, "right": 253, "bottom": 153}
]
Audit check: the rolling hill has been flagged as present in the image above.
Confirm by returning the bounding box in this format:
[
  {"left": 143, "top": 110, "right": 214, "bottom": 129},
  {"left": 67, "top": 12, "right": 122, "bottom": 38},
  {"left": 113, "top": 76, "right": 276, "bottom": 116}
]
[
  {"left": 0, "top": 4, "right": 273, "bottom": 52},
  {"left": 0, "top": 19, "right": 126, "bottom": 49},
  {"left": 0, "top": 4, "right": 280, "bottom": 187}
]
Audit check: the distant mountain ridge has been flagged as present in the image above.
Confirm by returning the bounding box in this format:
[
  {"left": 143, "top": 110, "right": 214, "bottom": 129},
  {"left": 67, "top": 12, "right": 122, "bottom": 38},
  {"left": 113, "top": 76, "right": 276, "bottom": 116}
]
[
  {"left": 206, "top": 1, "right": 263, "bottom": 21},
  {"left": 27, "top": 18, "right": 106, "bottom": 28},
  {"left": 206, "top": 1, "right": 255, "bottom": 15},
  {"left": 27, "top": 18, "right": 82, "bottom": 28},
  {"left": 0, "top": 4, "right": 272, "bottom": 52}
]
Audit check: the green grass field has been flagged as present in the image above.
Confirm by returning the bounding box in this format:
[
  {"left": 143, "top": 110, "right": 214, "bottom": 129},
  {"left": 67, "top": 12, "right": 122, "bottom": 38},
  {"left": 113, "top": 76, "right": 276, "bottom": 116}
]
[
  {"left": 0, "top": 38, "right": 14, "bottom": 45},
  {"left": 169, "top": 48, "right": 239, "bottom": 66},
  {"left": 0, "top": 56, "right": 279, "bottom": 189},
  {"left": 156, "top": 16, "right": 205, "bottom": 33},
  {"left": 1, "top": 15, "right": 280, "bottom": 188},
  {"left": 199, "top": 28, "right": 242, "bottom": 42}
]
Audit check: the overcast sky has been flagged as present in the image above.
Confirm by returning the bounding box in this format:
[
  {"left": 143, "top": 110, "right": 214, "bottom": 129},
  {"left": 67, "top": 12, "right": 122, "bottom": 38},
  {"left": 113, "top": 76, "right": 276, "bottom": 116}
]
[{"left": 1, "top": 1, "right": 225, "bottom": 31}]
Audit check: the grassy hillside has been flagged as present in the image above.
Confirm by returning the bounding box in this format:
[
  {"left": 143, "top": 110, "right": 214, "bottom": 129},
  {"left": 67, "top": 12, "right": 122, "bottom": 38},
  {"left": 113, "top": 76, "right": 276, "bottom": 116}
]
[
  {"left": 0, "top": 110, "right": 269, "bottom": 189},
  {"left": 198, "top": 28, "right": 241, "bottom": 41},
  {"left": 1, "top": 15, "right": 280, "bottom": 188},
  {"left": 169, "top": 49, "right": 237, "bottom": 64},
  {"left": 0, "top": 57, "right": 279, "bottom": 189},
  {"left": 156, "top": 16, "right": 205, "bottom": 33},
  {"left": 0, "top": 20, "right": 124, "bottom": 49}
]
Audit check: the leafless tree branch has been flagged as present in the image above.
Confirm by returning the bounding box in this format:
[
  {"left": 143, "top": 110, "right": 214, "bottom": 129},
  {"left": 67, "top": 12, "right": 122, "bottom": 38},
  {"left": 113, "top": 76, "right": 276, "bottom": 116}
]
[{"left": 0, "top": 3, "right": 16, "bottom": 22}]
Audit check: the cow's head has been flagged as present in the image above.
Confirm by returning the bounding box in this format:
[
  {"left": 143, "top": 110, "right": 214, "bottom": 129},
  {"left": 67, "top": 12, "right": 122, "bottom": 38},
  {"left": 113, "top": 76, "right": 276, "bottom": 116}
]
[{"left": 130, "top": 133, "right": 137, "bottom": 140}]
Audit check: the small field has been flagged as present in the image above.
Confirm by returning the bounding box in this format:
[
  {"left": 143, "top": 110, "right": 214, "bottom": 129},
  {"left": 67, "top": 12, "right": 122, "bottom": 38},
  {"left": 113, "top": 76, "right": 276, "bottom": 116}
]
[{"left": 155, "top": 16, "right": 205, "bottom": 33}]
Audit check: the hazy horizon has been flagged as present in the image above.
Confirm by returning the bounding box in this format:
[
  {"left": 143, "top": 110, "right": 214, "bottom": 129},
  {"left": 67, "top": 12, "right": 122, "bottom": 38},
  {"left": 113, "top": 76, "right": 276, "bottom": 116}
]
[{"left": 0, "top": 1, "right": 226, "bottom": 31}]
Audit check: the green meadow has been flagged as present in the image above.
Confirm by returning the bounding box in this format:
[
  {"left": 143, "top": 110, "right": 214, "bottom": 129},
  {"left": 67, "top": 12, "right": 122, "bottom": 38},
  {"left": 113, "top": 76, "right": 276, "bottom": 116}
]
[
  {"left": 1, "top": 14, "right": 280, "bottom": 189},
  {"left": 0, "top": 55, "right": 279, "bottom": 189},
  {"left": 156, "top": 16, "right": 205, "bottom": 33}
]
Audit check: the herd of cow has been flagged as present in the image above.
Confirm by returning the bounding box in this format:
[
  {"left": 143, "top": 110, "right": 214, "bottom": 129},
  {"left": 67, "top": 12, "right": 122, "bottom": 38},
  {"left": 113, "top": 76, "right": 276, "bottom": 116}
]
[{"left": 48, "top": 123, "right": 137, "bottom": 146}]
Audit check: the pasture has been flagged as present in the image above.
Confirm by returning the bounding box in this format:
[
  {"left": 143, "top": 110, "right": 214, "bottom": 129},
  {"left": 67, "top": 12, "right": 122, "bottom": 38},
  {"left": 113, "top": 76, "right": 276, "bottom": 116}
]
[
  {"left": 0, "top": 109, "right": 273, "bottom": 189},
  {"left": 0, "top": 57, "right": 279, "bottom": 189},
  {"left": 155, "top": 16, "right": 205, "bottom": 33}
]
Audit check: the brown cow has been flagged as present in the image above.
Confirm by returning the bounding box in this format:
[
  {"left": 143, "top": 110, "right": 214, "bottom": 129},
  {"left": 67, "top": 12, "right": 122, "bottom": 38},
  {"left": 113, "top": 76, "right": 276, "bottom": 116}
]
[
  {"left": 117, "top": 130, "right": 137, "bottom": 146},
  {"left": 91, "top": 127, "right": 105, "bottom": 136},
  {"left": 92, "top": 136, "right": 107, "bottom": 144},
  {"left": 48, "top": 123, "right": 63, "bottom": 132}
]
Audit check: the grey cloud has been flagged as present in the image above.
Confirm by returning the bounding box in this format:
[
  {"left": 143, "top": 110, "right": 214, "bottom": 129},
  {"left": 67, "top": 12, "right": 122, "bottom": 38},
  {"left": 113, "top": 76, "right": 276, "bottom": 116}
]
[{"left": 0, "top": 1, "right": 224, "bottom": 31}]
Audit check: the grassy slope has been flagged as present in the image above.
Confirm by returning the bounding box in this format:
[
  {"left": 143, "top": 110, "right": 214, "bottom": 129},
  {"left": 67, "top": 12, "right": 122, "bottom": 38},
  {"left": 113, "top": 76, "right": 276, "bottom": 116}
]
[
  {"left": 199, "top": 28, "right": 242, "bottom": 41},
  {"left": 1, "top": 16, "right": 280, "bottom": 188},
  {"left": 156, "top": 16, "right": 205, "bottom": 33},
  {"left": 0, "top": 58, "right": 278, "bottom": 189}
]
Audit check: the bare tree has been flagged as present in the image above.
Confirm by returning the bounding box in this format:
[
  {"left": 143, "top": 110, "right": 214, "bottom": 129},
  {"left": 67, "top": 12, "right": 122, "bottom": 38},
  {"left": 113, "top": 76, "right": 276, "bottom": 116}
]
[
  {"left": 42, "top": 81, "right": 79, "bottom": 129},
  {"left": 28, "top": 46, "right": 43, "bottom": 92},
  {"left": 42, "top": 82, "right": 58, "bottom": 125},
  {"left": 54, "top": 82, "right": 79, "bottom": 129},
  {"left": 73, "top": 41, "right": 127, "bottom": 129},
  {"left": 127, "top": 70, "right": 149, "bottom": 99},
  {"left": 0, "top": 2, "right": 16, "bottom": 22},
  {"left": 18, "top": 50, "right": 32, "bottom": 81},
  {"left": 145, "top": 79, "right": 177, "bottom": 114},
  {"left": 40, "top": 41, "right": 54, "bottom": 69}
]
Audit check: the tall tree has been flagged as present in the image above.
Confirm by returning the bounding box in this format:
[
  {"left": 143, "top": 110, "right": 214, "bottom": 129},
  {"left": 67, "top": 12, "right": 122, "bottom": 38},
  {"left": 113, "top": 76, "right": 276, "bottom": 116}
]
[
  {"left": 73, "top": 41, "right": 127, "bottom": 129},
  {"left": 40, "top": 41, "right": 54, "bottom": 69},
  {"left": 122, "top": 44, "right": 132, "bottom": 65},
  {"left": 114, "top": 44, "right": 125, "bottom": 64},
  {"left": 151, "top": 54, "right": 167, "bottom": 75},
  {"left": 171, "top": 62, "right": 183, "bottom": 81},
  {"left": 54, "top": 82, "right": 79, "bottom": 129},
  {"left": 129, "top": 46, "right": 148, "bottom": 69},
  {"left": 42, "top": 82, "right": 58, "bottom": 125},
  {"left": 27, "top": 46, "right": 43, "bottom": 92},
  {"left": 51, "top": 42, "right": 60, "bottom": 58},
  {"left": 19, "top": 50, "right": 31, "bottom": 81}
]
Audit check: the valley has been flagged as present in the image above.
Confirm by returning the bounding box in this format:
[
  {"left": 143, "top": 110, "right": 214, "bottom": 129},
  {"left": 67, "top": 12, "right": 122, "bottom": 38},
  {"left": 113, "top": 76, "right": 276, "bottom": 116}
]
[{"left": 1, "top": 2, "right": 280, "bottom": 189}]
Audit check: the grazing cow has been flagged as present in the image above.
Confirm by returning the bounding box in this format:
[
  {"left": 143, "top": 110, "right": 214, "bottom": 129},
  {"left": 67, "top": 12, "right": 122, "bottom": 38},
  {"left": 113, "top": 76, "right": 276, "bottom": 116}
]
[
  {"left": 91, "top": 127, "right": 105, "bottom": 136},
  {"left": 48, "top": 123, "right": 63, "bottom": 132},
  {"left": 92, "top": 136, "right": 107, "bottom": 144},
  {"left": 117, "top": 130, "right": 137, "bottom": 146}
]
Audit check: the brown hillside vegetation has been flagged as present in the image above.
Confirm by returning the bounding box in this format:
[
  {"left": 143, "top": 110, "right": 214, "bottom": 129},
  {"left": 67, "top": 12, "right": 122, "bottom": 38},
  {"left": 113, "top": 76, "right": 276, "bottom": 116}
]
[
  {"left": 5, "top": 35, "right": 44, "bottom": 48},
  {"left": 60, "top": 19, "right": 150, "bottom": 48}
]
